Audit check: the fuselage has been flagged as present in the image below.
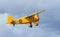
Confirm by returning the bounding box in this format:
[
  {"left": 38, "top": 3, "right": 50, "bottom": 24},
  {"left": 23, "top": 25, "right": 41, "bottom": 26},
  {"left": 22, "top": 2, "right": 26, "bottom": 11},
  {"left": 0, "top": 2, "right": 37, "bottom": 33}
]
[
  {"left": 15, "top": 15, "right": 39, "bottom": 24},
  {"left": 7, "top": 9, "right": 45, "bottom": 27}
]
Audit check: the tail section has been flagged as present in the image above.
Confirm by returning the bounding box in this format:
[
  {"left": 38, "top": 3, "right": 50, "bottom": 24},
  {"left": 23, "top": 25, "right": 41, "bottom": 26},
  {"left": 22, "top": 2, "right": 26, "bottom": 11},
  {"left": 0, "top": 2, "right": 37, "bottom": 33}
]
[{"left": 8, "top": 15, "right": 14, "bottom": 24}]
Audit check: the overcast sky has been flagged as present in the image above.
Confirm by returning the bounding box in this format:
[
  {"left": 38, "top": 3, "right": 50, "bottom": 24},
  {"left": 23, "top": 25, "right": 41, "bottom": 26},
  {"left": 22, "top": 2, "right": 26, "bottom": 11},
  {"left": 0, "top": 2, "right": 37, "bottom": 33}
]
[{"left": 0, "top": 0, "right": 60, "bottom": 37}]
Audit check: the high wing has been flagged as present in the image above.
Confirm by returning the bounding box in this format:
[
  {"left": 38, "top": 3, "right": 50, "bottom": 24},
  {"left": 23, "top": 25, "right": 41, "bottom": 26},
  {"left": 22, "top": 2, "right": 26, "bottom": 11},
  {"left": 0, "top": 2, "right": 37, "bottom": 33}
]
[{"left": 25, "top": 9, "right": 45, "bottom": 18}]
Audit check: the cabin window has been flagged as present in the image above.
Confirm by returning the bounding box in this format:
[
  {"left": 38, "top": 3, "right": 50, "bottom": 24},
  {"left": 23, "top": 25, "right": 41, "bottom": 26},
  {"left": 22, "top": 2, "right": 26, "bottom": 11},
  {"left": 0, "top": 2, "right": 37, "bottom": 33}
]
[
  {"left": 29, "top": 16, "right": 34, "bottom": 18},
  {"left": 26, "top": 16, "right": 34, "bottom": 20}
]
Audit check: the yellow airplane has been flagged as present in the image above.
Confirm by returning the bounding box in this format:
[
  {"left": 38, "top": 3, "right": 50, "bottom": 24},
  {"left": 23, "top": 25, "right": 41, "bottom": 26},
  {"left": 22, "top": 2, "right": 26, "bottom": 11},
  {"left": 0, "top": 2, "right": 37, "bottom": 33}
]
[{"left": 8, "top": 10, "right": 45, "bottom": 27}]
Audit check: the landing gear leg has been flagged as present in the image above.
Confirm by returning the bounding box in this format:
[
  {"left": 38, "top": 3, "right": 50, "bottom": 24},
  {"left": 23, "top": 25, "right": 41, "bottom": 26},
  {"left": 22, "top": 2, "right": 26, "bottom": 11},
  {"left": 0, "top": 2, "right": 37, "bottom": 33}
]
[{"left": 29, "top": 23, "right": 32, "bottom": 28}]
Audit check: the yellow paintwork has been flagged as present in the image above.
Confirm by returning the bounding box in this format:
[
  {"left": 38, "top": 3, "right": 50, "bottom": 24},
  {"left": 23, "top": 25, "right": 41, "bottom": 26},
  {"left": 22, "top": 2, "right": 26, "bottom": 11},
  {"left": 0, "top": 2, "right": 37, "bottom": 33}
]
[
  {"left": 8, "top": 16, "right": 14, "bottom": 24},
  {"left": 8, "top": 15, "right": 39, "bottom": 24},
  {"left": 7, "top": 10, "right": 45, "bottom": 25}
]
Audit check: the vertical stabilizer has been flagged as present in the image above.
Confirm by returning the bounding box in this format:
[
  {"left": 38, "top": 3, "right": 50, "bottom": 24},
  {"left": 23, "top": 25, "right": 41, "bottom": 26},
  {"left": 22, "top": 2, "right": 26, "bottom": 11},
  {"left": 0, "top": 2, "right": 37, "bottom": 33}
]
[{"left": 8, "top": 15, "right": 14, "bottom": 24}]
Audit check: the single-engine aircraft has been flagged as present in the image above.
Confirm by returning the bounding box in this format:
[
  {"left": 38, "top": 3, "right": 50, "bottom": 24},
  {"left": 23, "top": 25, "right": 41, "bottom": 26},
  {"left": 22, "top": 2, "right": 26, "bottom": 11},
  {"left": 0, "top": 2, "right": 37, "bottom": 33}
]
[{"left": 8, "top": 10, "right": 45, "bottom": 27}]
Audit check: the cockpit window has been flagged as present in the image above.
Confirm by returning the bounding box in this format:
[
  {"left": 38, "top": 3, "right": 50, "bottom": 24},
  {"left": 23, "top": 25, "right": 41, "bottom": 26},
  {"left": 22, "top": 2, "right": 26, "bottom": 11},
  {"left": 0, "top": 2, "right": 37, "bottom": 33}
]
[
  {"left": 19, "top": 19, "right": 22, "bottom": 23},
  {"left": 26, "top": 16, "right": 34, "bottom": 20},
  {"left": 29, "top": 16, "right": 34, "bottom": 18}
]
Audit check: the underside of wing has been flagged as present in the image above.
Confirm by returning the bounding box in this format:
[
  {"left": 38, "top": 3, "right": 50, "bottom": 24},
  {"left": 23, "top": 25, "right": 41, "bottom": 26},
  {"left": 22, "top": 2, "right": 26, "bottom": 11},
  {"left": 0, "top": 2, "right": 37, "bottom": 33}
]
[
  {"left": 28, "top": 9, "right": 45, "bottom": 16},
  {"left": 25, "top": 9, "right": 45, "bottom": 19}
]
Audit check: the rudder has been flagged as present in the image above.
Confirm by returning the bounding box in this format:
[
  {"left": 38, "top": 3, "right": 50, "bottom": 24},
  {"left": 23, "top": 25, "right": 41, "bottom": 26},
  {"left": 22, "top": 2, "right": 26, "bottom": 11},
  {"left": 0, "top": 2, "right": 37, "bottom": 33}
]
[{"left": 8, "top": 15, "right": 14, "bottom": 24}]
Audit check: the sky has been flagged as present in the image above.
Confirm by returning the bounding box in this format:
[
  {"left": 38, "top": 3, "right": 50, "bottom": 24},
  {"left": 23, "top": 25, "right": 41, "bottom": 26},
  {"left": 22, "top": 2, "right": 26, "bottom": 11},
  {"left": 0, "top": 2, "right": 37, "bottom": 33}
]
[{"left": 0, "top": 0, "right": 60, "bottom": 37}]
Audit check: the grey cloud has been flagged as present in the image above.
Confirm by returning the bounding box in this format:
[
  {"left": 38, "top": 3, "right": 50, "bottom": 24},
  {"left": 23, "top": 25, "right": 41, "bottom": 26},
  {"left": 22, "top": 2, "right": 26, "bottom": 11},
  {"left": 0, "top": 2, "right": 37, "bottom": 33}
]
[{"left": 0, "top": 0, "right": 45, "bottom": 17}]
